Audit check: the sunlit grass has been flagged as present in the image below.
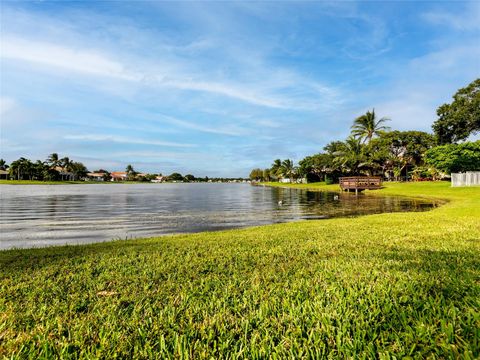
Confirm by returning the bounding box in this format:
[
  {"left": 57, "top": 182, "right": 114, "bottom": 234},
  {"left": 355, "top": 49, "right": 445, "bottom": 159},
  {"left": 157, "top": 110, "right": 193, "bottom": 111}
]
[
  {"left": 0, "top": 180, "right": 151, "bottom": 185},
  {"left": 1, "top": 182, "right": 479, "bottom": 358},
  {"left": 0, "top": 180, "right": 88, "bottom": 185}
]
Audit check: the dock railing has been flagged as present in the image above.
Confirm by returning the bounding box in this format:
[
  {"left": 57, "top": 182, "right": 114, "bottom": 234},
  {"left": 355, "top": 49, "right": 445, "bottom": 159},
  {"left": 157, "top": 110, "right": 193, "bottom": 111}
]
[{"left": 339, "top": 176, "right": 382, "bottom": 192}]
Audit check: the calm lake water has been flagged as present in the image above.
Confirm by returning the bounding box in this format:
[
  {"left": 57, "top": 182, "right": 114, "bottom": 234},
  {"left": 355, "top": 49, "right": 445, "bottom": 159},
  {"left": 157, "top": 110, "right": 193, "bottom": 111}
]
[{"left": 0, "top": 183, "right": 440, "bottom": 249}]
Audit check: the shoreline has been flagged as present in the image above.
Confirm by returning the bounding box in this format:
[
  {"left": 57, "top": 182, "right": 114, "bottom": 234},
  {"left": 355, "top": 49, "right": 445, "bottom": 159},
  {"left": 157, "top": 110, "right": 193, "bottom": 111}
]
[
  {"left": 1, "top": 181, "right": 479, "bottom": 357},
  {"left": 0, "top": 180, "right": 249, "bottom": 185}
]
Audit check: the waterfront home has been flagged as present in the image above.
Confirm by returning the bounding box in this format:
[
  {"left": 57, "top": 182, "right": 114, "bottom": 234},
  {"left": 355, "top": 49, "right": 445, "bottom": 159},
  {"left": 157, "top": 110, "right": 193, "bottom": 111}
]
[
  {"left": 86, "top": 172, "right": 106, "bottom": 181},
  {"left": 54, "top": 166, "right": 74, "bottom": 181},
  {"left": 151, "top": 175, "right": 166, "bottom": 183},
  {"left": 110, "top": 171, "right": 128, "bottom": 181}
]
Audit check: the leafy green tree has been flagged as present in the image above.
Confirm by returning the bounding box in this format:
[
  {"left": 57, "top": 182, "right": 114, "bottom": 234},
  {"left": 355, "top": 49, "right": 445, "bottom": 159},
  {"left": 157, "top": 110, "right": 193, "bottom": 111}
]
[
  {"left": 262, "top": 168, "right": 271, "bottom": 182},
  {"left": 9, "top": 158, "right": 34, "bottom": 180},
  {"left": 369, "top": 131, "right": 436, "bottom": 180},
  {"left": 425, "top": 141, "right": 480, "bottom": 174},
  {"left": 43, "top": 168, "right": 60, "bottom": 181},
  {"left": 351, "top": 109, "right": 390, "bottom": 143},
  {"left": 69, "top": 162, "right": 88, "bottom": 180},
  {"left": 432, "top": 79, "right": 480, "bottom": 144},
  {"left": 168, "top": 173, "right": 184, "bottom": 182},
  {"left": 249, "top": 168, "right": 263, "bottom": 181},
  {"left": 102, "top": 171, "right": 112, "bottom": 182},
  {"left": 298, "top": 153, "right": 337, "bottom": 182},
  {"left": 184, "top": 174, "right": 196, "bottom": 182}
]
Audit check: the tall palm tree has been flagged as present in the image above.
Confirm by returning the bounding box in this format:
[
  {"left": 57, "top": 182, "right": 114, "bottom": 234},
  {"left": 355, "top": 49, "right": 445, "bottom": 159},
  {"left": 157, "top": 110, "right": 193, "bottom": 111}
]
[
  {"left": 47, "top": 153, "right": 60, "bottom": 168},
  {"left": 126, "top": 164, "right": 137, "bottom": 181},
  {"left": 351, "top": 109, "right": 390, "bottom": 143},
  {"left": 270, "top": 159, "right": 282, "bottom": 179},
  {"left": 60, "top": 157, "right": 72, "bottom": 180},
  {"left": 126, "top": 164, "right": 135, "bottom": 174},
  {"left": 9, "top": 158, "right": 33, "bottom": 180},
  {"left": 0, "top": 159, "right": 8, "bottom": 170},
  {"left": 280, "top": 159, "right": 296, "bottom": 183}
]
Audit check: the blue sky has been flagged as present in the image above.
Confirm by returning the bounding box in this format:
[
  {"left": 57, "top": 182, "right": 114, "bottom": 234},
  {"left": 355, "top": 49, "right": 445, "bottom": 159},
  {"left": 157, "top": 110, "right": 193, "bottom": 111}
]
[{"left": 1, "top": 1, "right": 479, "bottom": 177}]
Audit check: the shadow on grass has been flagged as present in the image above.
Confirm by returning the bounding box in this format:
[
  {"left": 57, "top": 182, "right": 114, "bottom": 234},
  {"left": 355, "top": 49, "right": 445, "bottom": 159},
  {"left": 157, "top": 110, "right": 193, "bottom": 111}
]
[
  {"left": 0, "top": 238, "right": 165, "bottom": 273},
  {"left": 379, "top": 246, "right": 480, "bottom": 300}
]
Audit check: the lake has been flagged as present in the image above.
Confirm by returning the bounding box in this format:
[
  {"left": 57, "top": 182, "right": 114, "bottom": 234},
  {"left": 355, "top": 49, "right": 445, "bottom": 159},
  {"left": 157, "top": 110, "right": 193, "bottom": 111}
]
[{"left": 0, "top": 183, "right": 440, "bottom": 249}]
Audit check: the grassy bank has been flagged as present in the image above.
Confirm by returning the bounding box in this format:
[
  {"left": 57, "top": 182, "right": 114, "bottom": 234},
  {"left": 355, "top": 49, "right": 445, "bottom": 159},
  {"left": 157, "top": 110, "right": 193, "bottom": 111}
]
[
  {"left": 1, "top": 182, "right": 479, "bottom": 358},
  {"left": 0, "top": 180, "right": 88, "bottom": 185},
  {"left": 0, "top": 180, "right": 153, "bottom": 185}
]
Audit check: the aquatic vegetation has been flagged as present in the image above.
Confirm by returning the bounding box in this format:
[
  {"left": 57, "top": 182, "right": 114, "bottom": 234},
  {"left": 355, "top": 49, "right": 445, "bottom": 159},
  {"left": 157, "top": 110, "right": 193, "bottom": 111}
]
[{"left": 1, "top": 182, "right": 479, "bottom": 358}]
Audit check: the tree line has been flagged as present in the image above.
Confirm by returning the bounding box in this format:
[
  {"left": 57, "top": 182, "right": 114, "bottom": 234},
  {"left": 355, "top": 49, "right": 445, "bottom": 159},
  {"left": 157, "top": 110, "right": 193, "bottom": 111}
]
[
  {"left": 250, "top": 79, "right": 480, "bottom": 183},
  {"left": 1, "top": 153, "right": 88, "bottom": 181},
  {"left": 0, "top": 156, "right": 248, "bottom": 183}
]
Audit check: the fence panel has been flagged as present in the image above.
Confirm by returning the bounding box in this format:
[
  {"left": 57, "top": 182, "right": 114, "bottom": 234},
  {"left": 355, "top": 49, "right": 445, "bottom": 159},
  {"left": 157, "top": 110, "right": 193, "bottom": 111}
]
[{"left": 451, "top": 172, "right": 480, "bottom": 187}]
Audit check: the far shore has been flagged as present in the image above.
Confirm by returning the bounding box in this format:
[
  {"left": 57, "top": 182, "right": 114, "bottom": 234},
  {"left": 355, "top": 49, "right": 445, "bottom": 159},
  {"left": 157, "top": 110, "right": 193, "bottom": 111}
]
[{"left": 0, "top": 180, "right": 248, "bottom": 185}]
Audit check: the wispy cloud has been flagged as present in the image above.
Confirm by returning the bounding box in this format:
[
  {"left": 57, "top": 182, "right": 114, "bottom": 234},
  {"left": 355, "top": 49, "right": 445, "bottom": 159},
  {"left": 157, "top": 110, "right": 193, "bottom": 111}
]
[
  {"left": 1, "top": 36, "right": 135, "bottom": 80},
  {"left": 64, "top": 134, "right": 196, "bottom": 148},
  {"left": 1, "top": 33, "right": 339, "bottom": 111},
  {"left": 160, "top": 115, "right": 249, "bottom": 136}
]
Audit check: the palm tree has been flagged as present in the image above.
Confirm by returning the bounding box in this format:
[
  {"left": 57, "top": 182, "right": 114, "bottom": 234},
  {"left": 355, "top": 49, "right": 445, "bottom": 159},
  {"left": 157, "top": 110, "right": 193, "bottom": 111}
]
[
  {"left": 0, "top": 159, "right": 8, "bottom": 170},
  {"left": 351, "top": 109, "right": 390, "bottom": 143},
  {"left": 60, "top": 157, "right": 71, "bottom": 168},
  {"left": 47, "top": 153, "right": 60, "bottom": 168},
  {"left": 60, "top": 157, "right": 72, "bottom": 180},
  {"left": 126, "top": 164, "right": 137, "bottom": 181},
  {"left": 280, "top": 159, "right": 296, "bottom": 183},
  {"left": 9, "top": 158, "right": 34, "bottom": 180},
  {"left": 69, "top": 162, "right": 88, "bottom": 180},
  {"left": 270, "top": 159, "right": 282, "bottom": 180},
  {"left": 334, "top": 137, "right": 368, "bottom": 175}
]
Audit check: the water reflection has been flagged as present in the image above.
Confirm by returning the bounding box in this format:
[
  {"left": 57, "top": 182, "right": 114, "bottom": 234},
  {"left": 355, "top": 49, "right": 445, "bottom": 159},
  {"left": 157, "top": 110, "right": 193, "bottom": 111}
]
[{"left": 0, "top": 183, "right": 441, "bottom": 249}]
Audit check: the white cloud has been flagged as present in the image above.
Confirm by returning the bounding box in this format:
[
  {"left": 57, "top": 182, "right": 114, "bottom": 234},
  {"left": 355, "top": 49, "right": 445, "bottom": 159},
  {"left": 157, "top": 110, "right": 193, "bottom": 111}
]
[
  {"left": 1, "top": 31, "right": 340, "bottom": 111},
  {"left": 64, "top": 134, "right": 196, "bottom": 148},
  {"left": 160, "top": 114, "right": 249, "bottom": 136},
  {"left": 1, "top": 36, "right": 136, "bottom": 80}
]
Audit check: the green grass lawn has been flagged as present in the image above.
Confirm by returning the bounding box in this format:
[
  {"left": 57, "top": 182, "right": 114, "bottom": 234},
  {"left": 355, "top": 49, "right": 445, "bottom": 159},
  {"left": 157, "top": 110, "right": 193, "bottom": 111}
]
[
  {"left": 0, "top": 180, "right": 153, "bottom": 185},
  {"left": 1, "top": 182, "right": 479, "bottom": 358},
  {"left": 0, "top": 180, "right": 89, "bottom": 185}
]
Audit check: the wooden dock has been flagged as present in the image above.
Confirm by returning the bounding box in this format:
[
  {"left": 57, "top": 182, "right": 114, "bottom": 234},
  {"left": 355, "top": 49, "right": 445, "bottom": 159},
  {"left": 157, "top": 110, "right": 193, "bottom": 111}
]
[{"left": 339, "top": 176, "right": 382, "bottom": 194}]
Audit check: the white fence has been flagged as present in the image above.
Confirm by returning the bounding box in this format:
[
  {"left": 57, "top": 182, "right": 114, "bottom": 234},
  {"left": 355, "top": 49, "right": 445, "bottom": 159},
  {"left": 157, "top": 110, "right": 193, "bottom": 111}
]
[{"left": 451, "top": 172, "right": 480, "bottom": 187}]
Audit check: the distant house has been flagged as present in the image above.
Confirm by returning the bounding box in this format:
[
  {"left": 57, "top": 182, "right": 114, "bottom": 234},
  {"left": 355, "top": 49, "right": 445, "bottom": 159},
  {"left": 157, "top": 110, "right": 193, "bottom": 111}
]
[
  {"left": 86, "top": 172, "right": 106, "bottom": 181},
  {"left": 110, "top": 171, "right": 128, "bottom": 181},
  {"left": 54, "top": 166, "right": 74, "bottom": 180},
  {"left": 151, "top": 175, "right": 166, "bottom": 183},
  {"left": 0, "top": 169, "right": 8, "bottom": 179}
]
